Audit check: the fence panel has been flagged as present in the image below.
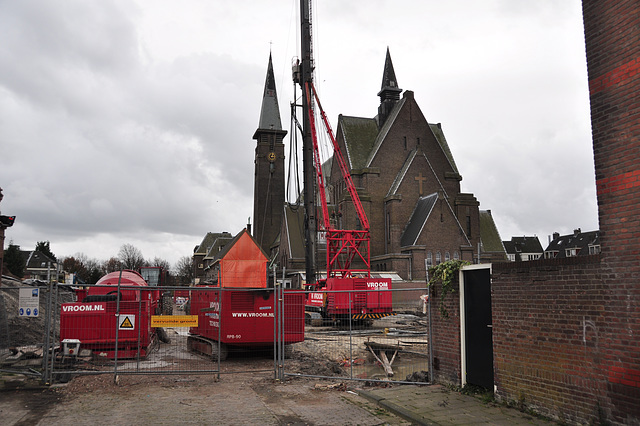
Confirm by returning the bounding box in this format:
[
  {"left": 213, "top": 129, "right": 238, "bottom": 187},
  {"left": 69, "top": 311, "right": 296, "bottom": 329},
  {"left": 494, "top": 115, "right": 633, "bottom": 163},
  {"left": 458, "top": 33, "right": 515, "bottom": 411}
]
[
  {"left": 50, "top": 284, "right": 299, "bottom": 382},
  {"left": 0, "top": 278, "right": 73, "bottom": 381},
  {"left": 284, "top": 285, "right": 431, "bottom": 384},
  {"left": 2, "top": 276, "right": 431, "bottom": 385}
]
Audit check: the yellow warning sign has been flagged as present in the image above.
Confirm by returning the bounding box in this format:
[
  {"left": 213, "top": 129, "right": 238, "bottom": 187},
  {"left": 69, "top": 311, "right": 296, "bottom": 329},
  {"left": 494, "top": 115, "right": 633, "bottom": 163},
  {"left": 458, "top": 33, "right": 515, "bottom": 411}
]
[
  {"left": 118, "top": 315, "right": 135, "bottom": 330},
  {"left": 151, "top": 315, "right": 198, "bottom": 328}
]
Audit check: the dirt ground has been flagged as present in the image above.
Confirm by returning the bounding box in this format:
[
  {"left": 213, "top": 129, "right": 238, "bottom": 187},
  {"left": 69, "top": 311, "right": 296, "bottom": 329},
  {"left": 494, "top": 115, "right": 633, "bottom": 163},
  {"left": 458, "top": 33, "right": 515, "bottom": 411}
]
[{"left": 1, "top": 369, "right": 412, "bottom": 425}]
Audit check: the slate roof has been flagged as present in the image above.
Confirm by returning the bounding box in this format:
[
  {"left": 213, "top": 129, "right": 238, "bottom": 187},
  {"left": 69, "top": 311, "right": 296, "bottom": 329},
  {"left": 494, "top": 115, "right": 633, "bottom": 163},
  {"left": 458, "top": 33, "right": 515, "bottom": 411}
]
[
  {"left": 400, "top": 193, "right": 439, "bottom": 247},
  {"left": 365, "top": 97, "right": 407, "bottom": 167},
  {"left": 20, "top": 250, "right": 56, "bottom": 269},
  {"left": 503, "top": 236, "right": 543, "bottom": 256},
  {"left": 479, "top": 210, "right": 506, "bottom": 254},
  {"left": 338, "top": 116, "right": 379, "bottom": 170},
  {"left": 337, "top": 99, "right": 459, "bottom": 177},
  {"left": 204, "top": 234, "right": 234, "bottom": 260},
  {"left": 429, "top": 123, "right": 459, "bottom": 175},
  {"left": 544, "top": 229, "right": 600, "bottom": 257},
  {"left": 195, "top": 232, "right": 233, "bottom": 255}
]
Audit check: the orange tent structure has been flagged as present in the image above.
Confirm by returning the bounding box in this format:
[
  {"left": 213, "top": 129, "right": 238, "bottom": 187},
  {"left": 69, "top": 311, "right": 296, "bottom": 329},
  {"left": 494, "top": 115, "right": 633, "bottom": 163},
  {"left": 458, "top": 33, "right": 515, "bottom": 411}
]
[{"left": 214, "top": 229, "right": 268, "bottom": 288}]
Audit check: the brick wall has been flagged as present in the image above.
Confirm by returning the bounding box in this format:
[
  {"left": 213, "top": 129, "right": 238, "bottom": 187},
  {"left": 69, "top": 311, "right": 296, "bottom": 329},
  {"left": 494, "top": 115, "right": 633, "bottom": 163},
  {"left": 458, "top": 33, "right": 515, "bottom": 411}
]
[
  {"left": 583, "top": 0, "right": 640, "bottom": 422},
  {"left": 429, "top": 273, "right": 462, "bottom": 385},
  {"left": 492, "top": 256, "right": 608, "bottom": 423}
]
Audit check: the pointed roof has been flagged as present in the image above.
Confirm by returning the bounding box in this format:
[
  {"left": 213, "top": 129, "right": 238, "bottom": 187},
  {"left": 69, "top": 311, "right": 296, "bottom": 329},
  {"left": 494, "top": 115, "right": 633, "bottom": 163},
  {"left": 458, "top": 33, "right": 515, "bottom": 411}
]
[
  {"left": 256, "top": 53, "right": 283, "bottom": 131},
  {"left": 479, "top": 210, "right": 506, "bottom": 254},
  {"left": 377, "top": 47, "right": 402, "bottom": 99}
]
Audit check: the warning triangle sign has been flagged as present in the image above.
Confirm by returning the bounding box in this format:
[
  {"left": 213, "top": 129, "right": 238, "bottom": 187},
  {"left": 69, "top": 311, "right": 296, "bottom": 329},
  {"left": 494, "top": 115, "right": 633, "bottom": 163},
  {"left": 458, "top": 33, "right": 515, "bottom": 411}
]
[{"left": 120, "top": 316, "right": 134, "bottom": 329}]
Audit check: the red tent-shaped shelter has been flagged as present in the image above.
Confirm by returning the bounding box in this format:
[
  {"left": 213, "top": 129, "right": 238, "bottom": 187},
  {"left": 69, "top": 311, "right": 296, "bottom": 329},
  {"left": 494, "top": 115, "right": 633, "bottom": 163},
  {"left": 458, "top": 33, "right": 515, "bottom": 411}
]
[{"left": 213, "top": 228, "right": 268, "bottom": 288}]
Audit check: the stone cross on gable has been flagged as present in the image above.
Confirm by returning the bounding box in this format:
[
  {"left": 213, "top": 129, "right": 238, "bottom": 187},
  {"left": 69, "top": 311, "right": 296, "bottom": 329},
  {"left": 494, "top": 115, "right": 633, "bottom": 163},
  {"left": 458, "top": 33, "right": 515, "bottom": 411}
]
[{"left": 415, "top": 172, "right": 427, "bottom": 195}]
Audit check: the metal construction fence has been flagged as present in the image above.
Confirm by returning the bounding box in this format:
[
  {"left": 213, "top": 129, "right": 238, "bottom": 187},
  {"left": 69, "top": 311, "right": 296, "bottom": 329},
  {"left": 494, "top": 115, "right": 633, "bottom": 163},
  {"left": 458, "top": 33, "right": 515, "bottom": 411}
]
[{"left": 1, "top": 278, "right": 432, "bottom": 386}]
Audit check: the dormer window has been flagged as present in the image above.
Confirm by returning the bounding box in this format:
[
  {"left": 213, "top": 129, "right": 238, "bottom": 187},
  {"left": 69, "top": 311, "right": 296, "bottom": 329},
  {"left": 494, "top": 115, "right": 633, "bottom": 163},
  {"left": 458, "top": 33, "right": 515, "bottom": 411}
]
[{"left": 565, "top": 248, "right": 580, "bottom": 257}]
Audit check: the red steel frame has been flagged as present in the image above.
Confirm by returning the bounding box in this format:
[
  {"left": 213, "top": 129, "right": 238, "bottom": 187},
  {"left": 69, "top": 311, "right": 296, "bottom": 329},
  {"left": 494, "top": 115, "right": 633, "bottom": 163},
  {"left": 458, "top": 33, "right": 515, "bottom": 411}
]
[{"left": 304, "top": 82, "right": 371, "bottom": 278}]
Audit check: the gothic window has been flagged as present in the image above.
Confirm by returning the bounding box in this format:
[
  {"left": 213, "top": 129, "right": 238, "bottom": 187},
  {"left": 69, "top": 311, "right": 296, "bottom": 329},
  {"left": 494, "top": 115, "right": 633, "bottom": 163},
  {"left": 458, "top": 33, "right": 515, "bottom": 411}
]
[
  {"left": 386, "top": 211, "right": 391, "bottom": 242},
  {"left": 454, "top": 251, "right": 459, "bottom": 260},
  {"left": 436, "top": 251, "right": 441, "bottom": 265},
  {"left": 426, "top": 251, "right": 432, "bottom": 267},
  {"left": 445, "top": 251, "right": 450, "bottom": 261}
]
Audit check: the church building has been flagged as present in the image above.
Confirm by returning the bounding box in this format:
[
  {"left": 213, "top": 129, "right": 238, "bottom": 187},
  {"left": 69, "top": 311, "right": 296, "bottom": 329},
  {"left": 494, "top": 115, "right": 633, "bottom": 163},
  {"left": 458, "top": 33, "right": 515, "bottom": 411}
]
[
  {"left": 250, "top": 49, "right": 505, "bottom": 283},
  {"left": 324, "top": 49, "right": 505, "bottom": 280}
]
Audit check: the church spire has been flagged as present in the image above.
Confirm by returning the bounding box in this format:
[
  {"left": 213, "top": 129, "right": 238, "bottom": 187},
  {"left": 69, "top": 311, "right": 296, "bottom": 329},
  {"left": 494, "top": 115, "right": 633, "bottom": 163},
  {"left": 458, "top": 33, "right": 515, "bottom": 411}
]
[
  {"left": 377, "top": 47, "right": 402, "bottom": 128},
  {"left": 252, "top": 53, "right": 287, "bottom": 253},
  {"left": 257, "top": 52, "right": 283, "bottom": 130}
]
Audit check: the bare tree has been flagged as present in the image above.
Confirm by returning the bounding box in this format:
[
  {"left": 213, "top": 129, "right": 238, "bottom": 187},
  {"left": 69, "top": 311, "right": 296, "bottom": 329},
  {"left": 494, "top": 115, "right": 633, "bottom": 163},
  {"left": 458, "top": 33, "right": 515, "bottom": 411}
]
[
  {"left": 175, "top": 256, "right": 194, "bottom": 286},
  {"left": 118, "top": 244, "right": 145, "bottom": 270},
  {"left": 150, "top": 257, "right": 170, "bottom": 272},
  {"left": 62, "top": 253, "right": 104, "bottom": 284},
  {"left": 103, "top": 257, "right": 122, "bottom": 273}
]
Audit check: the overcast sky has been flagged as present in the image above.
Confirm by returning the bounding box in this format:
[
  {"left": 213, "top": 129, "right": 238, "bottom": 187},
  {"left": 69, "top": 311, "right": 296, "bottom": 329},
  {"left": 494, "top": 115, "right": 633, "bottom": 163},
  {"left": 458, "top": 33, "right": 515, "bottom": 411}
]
[{"left": 0, "top": 0, "right": 597, "bottom": 268}]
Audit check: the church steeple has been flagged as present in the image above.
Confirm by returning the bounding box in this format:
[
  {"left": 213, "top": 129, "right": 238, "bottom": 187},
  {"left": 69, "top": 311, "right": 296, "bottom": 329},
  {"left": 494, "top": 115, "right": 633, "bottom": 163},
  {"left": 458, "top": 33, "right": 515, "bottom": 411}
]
[
  {"left": 252, "top": 53, "right": 287, "bottom": 253},
  {"left": 377, "top": 48, "right": 402, "bottom": 128},
  {"left": 256, "top": 52, "right": 283, "bottom": 131}
]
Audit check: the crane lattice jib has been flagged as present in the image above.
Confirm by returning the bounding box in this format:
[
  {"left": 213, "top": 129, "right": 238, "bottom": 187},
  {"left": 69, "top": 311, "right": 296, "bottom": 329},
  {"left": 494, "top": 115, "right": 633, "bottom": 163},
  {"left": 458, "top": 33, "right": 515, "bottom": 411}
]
[
  {"left": 304, "top": 83, "right": 331, "bottom": 230},
  {"left": 310, "top": 82, "right": 370, "bottom": 231},
  {"left": 305, "top": 82, "right": 371, "bottom": 278}
]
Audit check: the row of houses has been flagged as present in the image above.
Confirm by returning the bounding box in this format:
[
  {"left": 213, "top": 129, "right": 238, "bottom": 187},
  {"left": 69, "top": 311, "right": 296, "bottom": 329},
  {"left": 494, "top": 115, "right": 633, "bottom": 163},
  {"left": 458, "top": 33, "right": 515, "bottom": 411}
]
[{"left": 502, "top": 228, "right": 600, "bottom": 262}]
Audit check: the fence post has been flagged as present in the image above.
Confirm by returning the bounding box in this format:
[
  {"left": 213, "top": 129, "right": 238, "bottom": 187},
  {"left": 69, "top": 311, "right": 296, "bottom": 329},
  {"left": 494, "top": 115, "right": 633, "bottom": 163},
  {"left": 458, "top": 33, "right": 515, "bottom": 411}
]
[
  {"left": 42, "top": 279, "right": 54, "bottom": 384},
  {"left": 217, "top": 287, "right": 222, "bottom": 380},
  {"left": 113, "top": 269, "right": 123, "bottom": 384},
  {"left": 273, "top": 267, "right": 277, "bottom": 379},
  {"left": 349, "top": 290, "right": 353, "bottom": 380}
]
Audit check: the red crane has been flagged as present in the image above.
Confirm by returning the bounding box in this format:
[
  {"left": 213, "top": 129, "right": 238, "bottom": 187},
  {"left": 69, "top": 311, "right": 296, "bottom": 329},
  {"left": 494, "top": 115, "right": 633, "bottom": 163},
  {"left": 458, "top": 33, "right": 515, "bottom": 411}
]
[{"left": 297, "top": 0, "right": 392, "bottom": 323}]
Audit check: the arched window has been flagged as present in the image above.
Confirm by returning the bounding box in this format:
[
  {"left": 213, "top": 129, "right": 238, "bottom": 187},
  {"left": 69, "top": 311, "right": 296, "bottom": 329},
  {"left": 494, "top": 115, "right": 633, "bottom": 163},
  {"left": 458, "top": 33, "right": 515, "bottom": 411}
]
[
  {"left": 436, "top": 251, "right": 442, "bottom": 265},
  {"left": 454, "top": 251, "right": 460, "bottom": 260},
  {"left": 445, "top": 251, "right": 451, "bottom": 262},
  {"left": 426, "top": 251, "right": 433, "bottom": 267}
]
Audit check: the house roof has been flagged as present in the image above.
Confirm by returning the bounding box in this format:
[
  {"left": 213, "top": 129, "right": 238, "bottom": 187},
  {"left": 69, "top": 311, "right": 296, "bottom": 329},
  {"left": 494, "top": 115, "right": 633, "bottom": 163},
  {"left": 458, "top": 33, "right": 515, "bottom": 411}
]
[
  {"left": 20, "top": 250, "right": 56, "bottom": 269},
  {"left": 503, "top": 236, "right": 543, "bottom": 255},
  {"left": 204, "top": 235, "right": 234, "bottom": 260},
  {"left": 479, "top": 210, "right": 506, "bottom": 254},
  {"left": 194, "top": 232, "right": 233, "bottom": 255},
  {"left": 544, "top": 229, "right": 600, "bottom": 257}
]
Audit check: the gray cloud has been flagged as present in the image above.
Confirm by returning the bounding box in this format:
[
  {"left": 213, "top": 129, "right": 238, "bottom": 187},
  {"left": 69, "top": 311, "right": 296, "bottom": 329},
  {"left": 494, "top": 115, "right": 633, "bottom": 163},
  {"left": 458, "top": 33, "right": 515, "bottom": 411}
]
[{"left": 0, "top": 0, "right": 598, "bottom": 266}]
